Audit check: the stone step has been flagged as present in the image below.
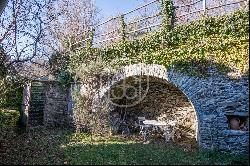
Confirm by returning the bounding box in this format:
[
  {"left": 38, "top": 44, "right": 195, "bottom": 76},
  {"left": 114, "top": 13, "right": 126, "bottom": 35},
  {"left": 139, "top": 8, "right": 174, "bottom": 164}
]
[
  {"left": 31, "top": 85, "right": 45, "bottom": 88},
  {"left": 29, "top": 119, "right": 43, "bottom": 123},
  {"left": 30, "top": 95, "right": 45, "bottom": 98},
  {"left": 31, "top": 88, "right": 45, "bottom": 92},
  {"left": 30, "top": 102, "right": 45, "bottom": 105},
  {"left": 29, "top": 111, "right": 43, "bottom": 115},
  {"left": 30, "top": 91, "right": 45, "bottom": 93},
  {"left": 30, "top": 106, "right": 45, "bottom": 109},
  {"left": 30, "top": 105, "right": 45, "bottom": 112},
  {"left": 29, "top": 118, "right": 43, "bottom": 122},
  {"left": 29, "top": 112, "right": 43, "bottom": 116},
  {"left": 29, "top": 114, "right": 43, "bottom": 119},
  {"left": 29, "top": 110, "right": 43, "bottom": 113},
  {"left": 28, "top": 115, "right": 43, "bottom": 119},
  {"left": 30, "top": 105, "right": 45, "bottom": 109},
  {"left": 28, "top": 120, "right": 43, "bottom": 126},
  {"left": 28, "top": 114, "right": 43, "bottom": 118},
  {"left": 31, "top": 87, "right": 45, "bottom": 89},
  {"left": 31, "top": 94, "right": 45, "bottom": 96},
  {"left": 29, "top": 111, "right": 44, "bottom": 114},
  {"left": 29, "top": 104, "right": 45, "bottom": 107},
  {"left": 30, "top": 88, "right": 45, "bottom": 91}
]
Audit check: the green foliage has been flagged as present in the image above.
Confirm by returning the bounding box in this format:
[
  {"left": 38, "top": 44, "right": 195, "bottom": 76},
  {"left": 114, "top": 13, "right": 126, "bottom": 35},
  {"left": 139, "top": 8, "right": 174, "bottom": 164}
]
[
  {"left": 70, "top": 58, "right": 119, "bottom": 135},
  {"left": 72, "top": 57, "right": 120, "bottom": 83},
  {"left": 0, "top": 109, "right": 20, "bottom": 127},
  {"left": 0, "top": 82, "right": 23, "bottom": 110},
  {"left": 49, "top": 51, "right": 75, "bottom": 88},
  {"left": 68, "top": 9, "right": 249, "bottom": 77},
  {"left": 57, "top": 70, "right": 74, "bottom": 88},
  {"left": 49, "top": 51, "right": 70, "bottom": 76},
  {"left": 1, "top": 48, "right": 23, "bottom": 110}
]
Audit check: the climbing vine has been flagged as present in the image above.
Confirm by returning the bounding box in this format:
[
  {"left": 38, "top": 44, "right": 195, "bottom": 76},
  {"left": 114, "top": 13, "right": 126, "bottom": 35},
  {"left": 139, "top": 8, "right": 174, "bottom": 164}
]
[
  {"left": 68, "top": 9, "right": 249, "bottom": 77},
  {"left": 161, "top": 0, "right": 175, "bottom": 31}
]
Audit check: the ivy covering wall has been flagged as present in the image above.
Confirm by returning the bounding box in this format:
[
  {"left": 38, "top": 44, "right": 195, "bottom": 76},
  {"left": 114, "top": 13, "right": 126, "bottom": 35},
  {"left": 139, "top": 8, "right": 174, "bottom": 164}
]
[{"left": 68, "top": 1, "right": 249, "bottom": 77}]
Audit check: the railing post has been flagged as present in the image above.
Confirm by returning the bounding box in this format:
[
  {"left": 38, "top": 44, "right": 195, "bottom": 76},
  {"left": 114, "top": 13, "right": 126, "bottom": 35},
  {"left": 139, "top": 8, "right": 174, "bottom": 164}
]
[
  {"left": 203, "top": 0, "right": 207, "bottom": 16},
  {"left": 87, "top": 28, "right": 95, "bottom": 48},
  {"left": 161, "top": 0, "right": 174, "bottom": 31},
  {"left": 90, "top": 28, "right": 95, "bottom": 47},
  {"left": 120, "top": 14, "right": 126, "bottom": 41},
  {"left": 64, "top": 36, "right": 72, "bottom": 51}
]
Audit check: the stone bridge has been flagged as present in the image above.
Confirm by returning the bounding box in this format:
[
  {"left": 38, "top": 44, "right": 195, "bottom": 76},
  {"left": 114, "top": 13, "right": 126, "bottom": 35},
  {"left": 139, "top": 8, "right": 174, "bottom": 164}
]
[{"left": 23, "top": 63, "right": 249, "bottom": 154}]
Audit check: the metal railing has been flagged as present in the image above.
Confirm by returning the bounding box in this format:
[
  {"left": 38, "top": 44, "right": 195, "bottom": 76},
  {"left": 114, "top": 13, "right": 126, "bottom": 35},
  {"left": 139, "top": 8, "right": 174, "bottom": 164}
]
[{"left": 67, "top": 0, "right": 248, "bottom": 51}]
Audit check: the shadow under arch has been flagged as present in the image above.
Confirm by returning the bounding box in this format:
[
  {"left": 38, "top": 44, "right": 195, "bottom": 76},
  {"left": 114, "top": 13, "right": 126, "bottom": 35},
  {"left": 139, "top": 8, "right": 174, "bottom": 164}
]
[{"left": 93, "top": 63, "right": 201, "bottom": 145}]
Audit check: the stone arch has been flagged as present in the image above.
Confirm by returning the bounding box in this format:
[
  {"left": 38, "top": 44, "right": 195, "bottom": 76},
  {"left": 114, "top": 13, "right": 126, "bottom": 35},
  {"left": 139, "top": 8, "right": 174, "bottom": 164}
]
[
  {"left": 92, "top": 63, "right": 249, "bottom": 154},
  {"left": 93, "top": 63, "right": 201, "bottom": 144}
]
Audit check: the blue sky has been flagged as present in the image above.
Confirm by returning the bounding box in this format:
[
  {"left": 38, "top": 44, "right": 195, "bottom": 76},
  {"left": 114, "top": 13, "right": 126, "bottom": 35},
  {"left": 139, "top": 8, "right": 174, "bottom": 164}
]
[{"left": 95, "top": 0, "right": 147, "bottom": 20}]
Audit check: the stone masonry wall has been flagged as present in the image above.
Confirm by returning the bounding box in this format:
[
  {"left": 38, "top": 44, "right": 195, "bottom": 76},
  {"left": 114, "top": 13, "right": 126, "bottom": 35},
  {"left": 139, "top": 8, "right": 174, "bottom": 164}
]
[
  {"left": 167, "top": 69, "right": 249, "bottom": 154},
  {"left": 43, "top": 81, "right": 71, "bottom": 127},
  {"left": 94, "top": 64, "right": 249, "bottom": 154}
]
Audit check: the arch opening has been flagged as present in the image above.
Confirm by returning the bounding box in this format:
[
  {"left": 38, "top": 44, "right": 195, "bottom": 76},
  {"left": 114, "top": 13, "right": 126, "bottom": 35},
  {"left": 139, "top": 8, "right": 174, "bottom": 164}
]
[{"left": 103, "top": 74, "right": 198, "bottom": 147}]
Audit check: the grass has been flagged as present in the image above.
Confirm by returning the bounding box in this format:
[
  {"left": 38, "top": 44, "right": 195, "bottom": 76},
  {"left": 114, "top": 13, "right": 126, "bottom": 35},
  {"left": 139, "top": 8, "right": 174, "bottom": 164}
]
[
  {"left": 0, "top": 110, "right": 249, "bottom": 165},
  {"left": 0, "top": 128, "right": 249, "bottom": 165},
  {"left": 62, "top": 133, "right": 249, "bottom": 165}
]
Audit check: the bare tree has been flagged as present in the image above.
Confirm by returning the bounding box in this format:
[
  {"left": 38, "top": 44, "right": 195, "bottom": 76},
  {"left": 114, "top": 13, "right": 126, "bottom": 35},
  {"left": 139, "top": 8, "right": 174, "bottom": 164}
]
[
  {"left": 0, "top": 0, "right": 99, "bottom": 79},
  {"left": 44, "top": 0, "right": 99, "bottom": 52},
  {"left": 42, "top": 0, "right": 99, "bottom": 76},
  {"left": 0, "top": 0, "right": 53, "bottom": 78}
]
